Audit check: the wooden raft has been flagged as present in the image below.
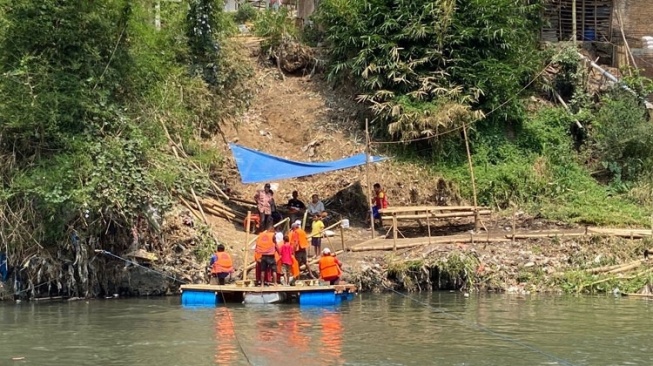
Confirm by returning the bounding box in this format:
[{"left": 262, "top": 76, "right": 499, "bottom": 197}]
[{"left": 180, "top": 283, "right": 357, "bottom": 295}]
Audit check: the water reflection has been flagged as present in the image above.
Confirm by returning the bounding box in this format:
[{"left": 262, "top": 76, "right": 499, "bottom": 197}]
[
  {"left": 3, "top": 295, "right": 653, "bottom": 365},
  {"left": 319, "top": 310, "right": 343, "bottom": 365},
  {"left": 214, "top": 307, "right": 238, "bottom": 365}
]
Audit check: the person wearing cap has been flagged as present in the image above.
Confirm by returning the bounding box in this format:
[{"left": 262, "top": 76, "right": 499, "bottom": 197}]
[
  {"left": 209, "top": 244, "right": 234, "bottom": 285},
  {"left": 318, "top": 248, "right": 342, "bottom": 285},
  {"left": 289, "top": 220, "right": 315, "bottom": 278},
  {"left": 254, "top": 183, "right": 273, "bottom": 233}
]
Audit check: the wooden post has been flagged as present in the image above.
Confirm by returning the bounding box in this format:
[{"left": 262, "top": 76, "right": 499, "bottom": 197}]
[
  {"left": 365, "top": 118, "right": 375, "bottom": 238},
  {"left": 243, "top": 211, "right": 251, "bottom": 281},
  {"left": 511, "top": 209, "right": 516, "bottom": 244},
  {"left": 340, "top": 216, "right": 346, "bottom": 252},
  {"left": 571, "top": 0, "right": 577, "bottom": 43},
  {"left": 392, "top": 213, "right": 398, "bottom": 251},
  {"left": 426, "top": 211, "right": 432, "bottom": 245},
  {"left": 462, "top": 122, "right": 479, "bottom": 231}
]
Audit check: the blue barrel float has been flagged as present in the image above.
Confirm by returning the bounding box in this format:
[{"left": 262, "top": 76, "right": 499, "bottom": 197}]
[
  {"left": 583, "top": 28, "right": 596, "bottom": 41},
  {"left": 181, "top": 290, "right": 219, "bottom": 307},
  {"left": 299, "top": 290, "right": 355, "bottom": 306}
]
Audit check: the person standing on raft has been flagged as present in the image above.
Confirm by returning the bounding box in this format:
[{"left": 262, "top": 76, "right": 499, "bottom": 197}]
[
  {"left": 209, "top": 244, "right": 234, "bottom": 285},
  {"left": 289, "top": 220, "right": 315, "bottom": 279},
  {"left": 318, "top": 248, "right": 342, "bottom": 285},
  {"left": 256, "top": 223, "right": 279, "bottom": 286}
]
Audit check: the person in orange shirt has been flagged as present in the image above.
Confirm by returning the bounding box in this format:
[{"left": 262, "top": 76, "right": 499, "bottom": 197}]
[
  {"left": 209, "top": 244, "right": 233, "bottom": 285},
  {"left": 256, "top": 224, "right": 279, "bottom": 285},
  {"left": 289, "top": 220, "right": 315, "bottom": 279},
  {"left": 318, "top": 248, "right": 342, "bottom": 285}
]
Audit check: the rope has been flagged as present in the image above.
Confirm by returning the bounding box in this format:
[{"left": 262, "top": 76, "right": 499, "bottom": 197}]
[
  {"left": 94, "top": 250, "right": 187, "bottom": 284},
  {"left": 369, "top": 53, "right": 562, "bottom": 146},
  {"left": 217, "top": 289, "right": 254, "bottom": 365},
  {"left": 382, "top": 285, "right": 577, "bottom": 366}
]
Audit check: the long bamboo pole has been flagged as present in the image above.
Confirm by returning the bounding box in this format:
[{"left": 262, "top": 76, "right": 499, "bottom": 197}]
[
  {"left": 242, "top": 211, "right": 251, "bottom": 281},
  {"left": 365, "top": 119, "right": 375, "bottom": 238},
  {"left": 462, "top": 122, "right": 479, "bottom": 231}
]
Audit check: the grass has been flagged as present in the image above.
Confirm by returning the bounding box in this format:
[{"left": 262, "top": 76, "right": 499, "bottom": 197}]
[{"left": 393, "top": 106, "right": 653, "bottom": 227}]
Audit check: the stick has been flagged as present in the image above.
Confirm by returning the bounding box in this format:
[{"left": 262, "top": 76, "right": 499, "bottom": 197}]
[
  {"left": 351, "top": 238, "right": 506, "bottom": 252},
  {"left": 511, "top": 208, "right": 516, "bottom": 244},
  {"left": 230, "top": 197, "right": 257, "bottom": 206},
  {"left": 462, "top": 122, "right": 479, "bottom": 231},
  {"left": 340, "top": 216, "right": 345, "bottom": 252},
  {"left": 392, "top": 213, "right": 398, "bottom": 251},
  {"left": 365, "top": 118, "right": 375, "bottom": 238},
  {"left": 506, "top": 232, "right": 586, "bottom": 239},
  {"left": 243, "top": 211, "right": 251, "bottom": 281}
]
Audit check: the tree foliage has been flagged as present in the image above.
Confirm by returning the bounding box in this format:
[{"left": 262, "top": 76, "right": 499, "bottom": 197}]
[
  {"left": 315, "top": 0, "right": 544, "bottom": 141},
  {"left": 0, "top": 0, "right": 251, "bottom": 295}
]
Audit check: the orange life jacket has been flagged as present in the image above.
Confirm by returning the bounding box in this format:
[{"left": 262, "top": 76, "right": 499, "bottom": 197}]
[
  {"left": 211, "top": 252, "right": 233, "bottom": 274},
  {"left": 290, "top": 228, "right": 309, "bottom": 250},
  {"left": 319, "top": 255, "right": 341, "bottom": 279},
  {"left": 256, "top": 231, "right": 276, "bottom": 255}
]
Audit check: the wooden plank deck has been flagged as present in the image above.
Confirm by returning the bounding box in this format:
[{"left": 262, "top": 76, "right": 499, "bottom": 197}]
[{"left": 181, "top": 283, "right": 357, "bottom": 294}]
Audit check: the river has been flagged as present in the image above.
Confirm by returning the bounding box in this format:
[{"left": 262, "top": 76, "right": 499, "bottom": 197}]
[{"left": 1, "top": 293, "right": 653, "bottom": 365}]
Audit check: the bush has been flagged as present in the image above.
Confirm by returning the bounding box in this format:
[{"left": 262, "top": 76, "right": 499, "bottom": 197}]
[
  {"left": 591, "top": 92, "right": 653, "bottom": 182},
  {"left": 234, "top": 3, "right": 257, "bottom": 24},
  {"left": 254, "top": 8, "right": 297, "bottom": 53},
  {"left": 314, "top": 0, "right": 545, "bottom": 142}
]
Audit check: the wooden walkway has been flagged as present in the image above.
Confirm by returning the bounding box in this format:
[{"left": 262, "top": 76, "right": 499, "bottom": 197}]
[
  {"left": 181, "top": 283, "right": 356, "bottom": 294},
  {"left": 349, "top": 227, "right": 653, "bottom": 252}
]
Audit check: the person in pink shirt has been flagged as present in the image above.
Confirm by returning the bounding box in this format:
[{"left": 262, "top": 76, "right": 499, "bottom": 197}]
[{"left": 279, "top": 235, "right": 294, "bottom": 285}]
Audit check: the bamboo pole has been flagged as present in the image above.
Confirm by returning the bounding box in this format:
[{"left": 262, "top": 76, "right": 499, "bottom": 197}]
[
  {"left": 243, "top": 211, "right": 251, "bottom": 281},
  {"left": 571, "top": 0, "right": 577, "bottom": 44},
  {"left": 506, "top": 232, "right": 585, "bottom": 240},
  {"left": 426, "top": 212, "right": 432, "bottom": 245},
  {"left": 340, "top": 216, "right": 346, "bottom": 252},
  {"left": 365, "top": 118, "right": 375, "bottom": 238},
  {"left": 511, "top": 208, "right": 516, "bottom": 244},
  {"left": 462, "top": 122, "right": 479, "bottom": 231},
  {"left": 351, "top": 238, "right": 507, "bottom": 252},
  {"left": 392, "top": 213, "right": 398, "bottom": 251},
  {"left": 616, "top": 7, "right": 637, "bottom": 69},
  {"left": 190, "top": 188, "right": 209, "bottom": 225}
]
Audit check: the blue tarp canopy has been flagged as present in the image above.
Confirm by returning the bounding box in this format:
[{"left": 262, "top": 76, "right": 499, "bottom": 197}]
[{"left": 229, "top": 143, "right": 385, "bottom": 184}]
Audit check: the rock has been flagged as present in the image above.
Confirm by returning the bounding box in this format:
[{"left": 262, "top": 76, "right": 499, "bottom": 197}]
[{"left": 524, "top": 262, "right": 535, "bottom": 268}]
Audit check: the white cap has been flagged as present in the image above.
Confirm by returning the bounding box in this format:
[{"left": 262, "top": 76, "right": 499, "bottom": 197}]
[
  {"left": 292, "top": 220, "right": 301, "bottom": 227},
  {"left": 322, "top": 248, "right": 331, "bottom": 255}
]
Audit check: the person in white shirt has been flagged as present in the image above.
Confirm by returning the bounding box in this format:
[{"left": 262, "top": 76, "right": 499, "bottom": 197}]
[{"left": 306, "top": 194, "right": 327, "bottom": 227}]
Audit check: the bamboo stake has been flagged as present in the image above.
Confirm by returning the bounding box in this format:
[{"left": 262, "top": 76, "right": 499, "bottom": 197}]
[
  {"left": 462, "top": 122, "right": 479, "bottom": 231},
  {"left": 365, "top": 118, "right": 375, "bottom": 238},
  {"left": 340, "top": 216, "right": 345, "bottom": 252},
  {"left": 243, "top": 211, "right": 251, "bottom": 281},
  {"left": 426, "top": 212, "right": 432, "bottom": 245},
  {"left": 616, "top": 7, "right": 637, "bottom": 69},
  {"left": 179, "top": 196, "right": 203, "bottom": 222},
  {"left": 392, "top": 213, "right": 398, "bottom": 251},
  {"left": 511, "top": 208, "right": 516, "bottom": 244}
]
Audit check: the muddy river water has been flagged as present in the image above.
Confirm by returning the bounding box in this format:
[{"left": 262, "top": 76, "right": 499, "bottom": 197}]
[{"left": 2, "top": 293, "right": 653, "bottom": 365}]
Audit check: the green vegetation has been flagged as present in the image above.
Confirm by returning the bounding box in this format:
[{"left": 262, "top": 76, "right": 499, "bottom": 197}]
[
  {"left": 0, "top": 0, "right": 251, "bottom": 290},
  {"left": 310, "top": 0, "right": 653, "bottom": 226},
  {"left": 234, "top": 3, "right": 257, "bottom": 24}
]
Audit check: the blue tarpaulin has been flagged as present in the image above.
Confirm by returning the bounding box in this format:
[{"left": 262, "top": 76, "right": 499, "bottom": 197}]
[{"left": 229, "top": 143, "right": 385, "bottom": 184}]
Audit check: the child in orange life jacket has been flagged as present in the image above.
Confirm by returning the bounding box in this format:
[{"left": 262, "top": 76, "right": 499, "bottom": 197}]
[
  {"left": 279, "top": 235, "right": 294, "bottom": 285},
  {"left": 209, "top": 244, "right": 234, "bottom": 285}
]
